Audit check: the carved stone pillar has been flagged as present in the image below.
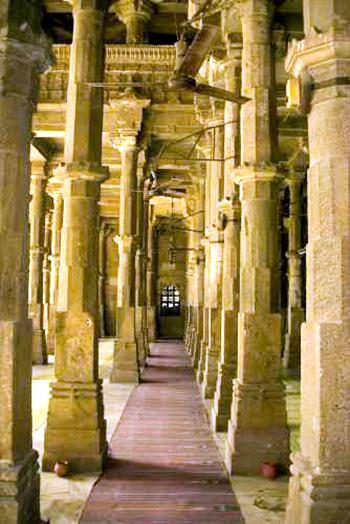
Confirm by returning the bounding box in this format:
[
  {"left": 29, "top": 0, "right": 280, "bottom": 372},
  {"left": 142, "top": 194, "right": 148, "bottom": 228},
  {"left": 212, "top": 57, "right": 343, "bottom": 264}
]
[
  {"left": 29, "top": 160, "right": 48, "bottom": 364},
  {"left": 201, "top": 118, "right": 225, "bottom": 399},
  {"left": 283, "top": 172, "right": 305, "bottom": 370},
  {"left": 211, "top": 40, "right": 242, "bottom": 431},
  {"left": 47, "top": 189, "right": 63, "bottom": 354},
  {"left": 146, "top": 207, "right": 157, "bottom": 341},
  {"left": 211, "top": 196, "right": 240, "bottom": 431},
  {"left": 135, "top": 154, "right": 149, "bottom": 367},
  {"left": 285, "top": 4, "right": 350, "bottom": 521},
  {"left": 196, "top": 163, "right": 211, "bottom": 383},
  {"left": 185, "top": 214, "right": 196, "bottom": 353},
  {"left": 190, "top": 178, "right": 205, "bottom": 367},
  {"left": 0, "top": 17, "right": 50, "bottom": 522},
  {"left": 43, "top": 0, "right": 108, "bottom": 473},
  {"left": 43, "top": 207, "right": 52, "bottom": 339},
  {"left": 98, "top": 221, "right": 107, "bottom": 338},
  {"left": 110, "top": 133, "right": 140, "bottom": 383},
  {"left": 115, "top": 0, "right": 153, "bottom": 44},
  {"left": 225, "top": 0, "right": 289, "bottom": 474}
]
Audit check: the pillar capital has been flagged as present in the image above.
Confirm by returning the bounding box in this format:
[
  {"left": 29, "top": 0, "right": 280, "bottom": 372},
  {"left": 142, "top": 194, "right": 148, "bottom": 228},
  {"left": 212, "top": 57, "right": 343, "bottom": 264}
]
[
  {"left": 286, "top": 29, "right": 350, "bottom": 79},
  {"left": 286, "top": 29, "right": 350, "bottom": 112},
  {"left": 234, "top": 165, "right": 283, "bottom": 185},
  {"left": 71, "top": 0, "right": 109, "bottom": 11},
  {"left": 113, "top": 234, "right": 136, "bottom": 249},
  {"left": 53, "top": 162, "right": 109, "bottom": 184}
]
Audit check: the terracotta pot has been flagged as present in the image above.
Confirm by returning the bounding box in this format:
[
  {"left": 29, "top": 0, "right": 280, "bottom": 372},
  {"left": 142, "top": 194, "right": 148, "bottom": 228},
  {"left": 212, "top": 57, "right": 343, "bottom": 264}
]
[
  {"left": 54, "top": 460, "right": 70, "bottom": 478},
  {"left": 260, "top": 461, "right": 278, "bottom": 480}
]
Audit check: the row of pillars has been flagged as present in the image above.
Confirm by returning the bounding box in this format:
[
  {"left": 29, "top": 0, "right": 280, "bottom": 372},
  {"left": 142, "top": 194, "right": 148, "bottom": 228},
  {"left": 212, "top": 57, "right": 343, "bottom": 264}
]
[
  {"left": 184, "top": 1, "right": 350, "bottom": 523},
  {"left": 0, "top": 0, "right": 158, "bottom": 521},
  {"left": 0, "top": 1, "right": 350, "bottom": 524}
]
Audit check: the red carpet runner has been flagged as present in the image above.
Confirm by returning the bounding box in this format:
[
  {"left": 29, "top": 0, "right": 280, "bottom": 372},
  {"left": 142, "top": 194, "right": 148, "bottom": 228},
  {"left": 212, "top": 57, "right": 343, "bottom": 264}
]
[{"left": 81, "top": 341, "right": 244, "bottom": 523}]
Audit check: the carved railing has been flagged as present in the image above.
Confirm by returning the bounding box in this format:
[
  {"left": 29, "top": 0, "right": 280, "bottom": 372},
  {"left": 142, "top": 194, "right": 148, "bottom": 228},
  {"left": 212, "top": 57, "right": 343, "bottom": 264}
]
[{"left": 39, "top": 44, "right": 176, "bottom": 102}]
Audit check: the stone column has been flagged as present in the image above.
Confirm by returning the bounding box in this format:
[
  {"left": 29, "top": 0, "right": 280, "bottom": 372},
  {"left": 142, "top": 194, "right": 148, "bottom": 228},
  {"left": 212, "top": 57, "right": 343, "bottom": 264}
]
[
  {"left": 146, "top": 207, "right": 157, "bottom": 341},
  {"left": 43, "top": 0, "right": 108, "bottom": 473},
  {"left": 29, "top": 160, "right": 48, "bottom": 364},
  {"left": 196, "top": 156, "right": 212, "bottom": 384},
  {"left": 211, "top": 40, "right": 242, "bottom": 432},
  {"left": 285, "top": 4, "right": 350, "bottom": 522},
  {"left": 43, "top": 207, "right": 52, "bottom": 339},
  {"left": 189, "top": 178, "right": 205, "bottom": 367},
  {"left": 185, "top": 213, "right": 196, "bottom": 353},
  {"left": 283, "top": 172, "right": 305, "bottom": 370},
  {"left": 225, "top": 0, "right": 289, "bottom": 475},
  {"left": 0, "top": 16, "right": 50, "bottom": 522},
  {"left": 201, "top": 118, "right": 225, "bottom": 399},
  {"left": 110, "top": 133, "right": 140, "bottom": 383},
  {"left": 98, "top": 221, "right": 107, "bottom": 338},
  {"left": 125, "top": 11, "right": 150, "bottom": 44},
  {"left": 211, "top": 196, "right": 240, "bottom": 431},
  {"left": 47, "top": 189, "right": 63, "bottom": 354},
  {"left": 135, "top": 154, "right": 149, "bottom": 367},
  {"left": 115, "top": 0, "right": 153, "bottom": 44}
]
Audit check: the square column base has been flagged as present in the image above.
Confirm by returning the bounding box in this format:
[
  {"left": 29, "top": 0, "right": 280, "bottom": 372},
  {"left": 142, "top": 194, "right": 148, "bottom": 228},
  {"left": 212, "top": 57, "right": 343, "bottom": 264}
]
[
  {"left": 32, "top": 329, "right": 47, "bottom": 365},
  {"left": 286, "top": 453, "right": 350, "bottom": 524},
  {"left": 201, "top": 343, "right": 220, "bottom": 399},
  {"left": 283, "top": 306, "right": 304, "bottom": 370},
  {"left": 211, "top": 363, "right": 236, "bottom": 432},
  {"left": 110, "top": 339, "right": 139, "bottom": 383},
  {"left": 225, "top": 381, "right": 289, "bottom": 475},
  {"left": 43, "top": 381, "right": 106, "bottom": 473},
  {"left": 0, "top": 450, "right": 40, "bottom": 524},
  {"left": 191, "top": 333, "right": 201, "bottom": 370}
]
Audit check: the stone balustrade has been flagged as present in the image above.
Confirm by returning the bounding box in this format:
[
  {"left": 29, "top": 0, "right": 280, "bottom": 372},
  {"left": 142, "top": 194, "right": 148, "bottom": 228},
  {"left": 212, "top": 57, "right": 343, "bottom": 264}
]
[{"left": 39, "top": 44, "right": 176, "bottom": 102}]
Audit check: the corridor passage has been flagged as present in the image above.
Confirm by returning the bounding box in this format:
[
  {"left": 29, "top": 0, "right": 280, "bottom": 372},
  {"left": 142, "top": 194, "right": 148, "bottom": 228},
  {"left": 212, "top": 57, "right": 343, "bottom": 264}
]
[{"left": 81, "top": 341, "right": 244, "bottom": 523}]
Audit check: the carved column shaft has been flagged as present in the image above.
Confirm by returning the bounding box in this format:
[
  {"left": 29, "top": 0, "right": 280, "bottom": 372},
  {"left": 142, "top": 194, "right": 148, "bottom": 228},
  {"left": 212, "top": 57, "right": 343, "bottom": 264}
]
[
  {"left": 43, "top": 208, "right": 52, "bottom": 337},
  {"left": 196, "top": 153, "right": 212, "bottom": 384},
  {"left": 98, "top": 221, "right": 107, "bottom": 337},
  {"left": 146, "top": 211, "right": 157, "bottom": 341},
  {"left": 29, "top": 160, "right": 48, "bottom": 364},
  {"left": 0, "top": 23, "right": 50, "bottom": 522},
  {"left": 47, "top": 191, "right": 63, "bottom": 354},
  {"left": 212, "top": 41, "right": 242, "bottom": 431},
  {"left": 283, "top": 173, "right": 305, "bottom": 369},
  {"left": 202, "top": 119, "right": 225, "bottom": 399},
  {"left": 43, "top": 0, "right": 108, "bottom": 473},
  {"left": 135, "top": 158, "right": 149, "bottom": 367},
  {"left": 285, "top": 3, "right": 350, "bottom": 521},
  {"left": 225, "top": 0, "right": 289, "bottom": 475},
  {"left": 110, "top": 136, "right": 140, "bottom": 383}
]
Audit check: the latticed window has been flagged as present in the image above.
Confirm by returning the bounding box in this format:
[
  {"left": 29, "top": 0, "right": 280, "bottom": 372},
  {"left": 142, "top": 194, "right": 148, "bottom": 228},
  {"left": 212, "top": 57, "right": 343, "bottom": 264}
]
[{"left": 160, "top": 285, "right": 180, "bottom": 316}]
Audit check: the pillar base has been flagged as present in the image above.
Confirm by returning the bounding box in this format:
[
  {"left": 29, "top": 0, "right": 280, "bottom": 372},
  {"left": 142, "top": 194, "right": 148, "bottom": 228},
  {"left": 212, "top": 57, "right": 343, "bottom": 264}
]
[
  {"left": 225, "top": 380, "right": 289, "bottom": 475},
  {"left": 147, "top": 306, "right": 157, "bottom": 342},
  {"left": 43, "top": 381, "right": 106, "bottom": 473},
  {"left": 201, "top": 343, "right": 220, "bottom": 399},
  {"left": 110, "top": 339, "right": 139, "bottom": 383},
  {"left": 211, "top": 363, "right": 236, "bottom": 432},
  {"left": 191, "top": 331, "right": 202, "bottom": 370},
  {"left": 32, "top": 329, "right": 47, "bottom": 365},
  {"left": 136, "top": 332, "right": 147, "bottom": 369},
  {"left": 286, "top": 452, "right": 350, "bottom": 524},
  {"left": 0, "top": 450, "right": 40, "bottom": 524},
  {"left": 47, "top": 306, "right": 57, "bottom": 355},
  {"left": 283, "top": 306, "right": 304, "bottom": 370},
  {"left": 196, "top": 339, "right": 207, "bottom": 384}
]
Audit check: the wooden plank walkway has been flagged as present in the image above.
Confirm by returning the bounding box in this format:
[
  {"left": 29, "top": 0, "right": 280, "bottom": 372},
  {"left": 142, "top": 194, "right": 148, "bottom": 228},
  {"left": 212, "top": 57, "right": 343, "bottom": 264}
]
[{"left": 81, "top": 341, "right": 244, "bottom": 523}]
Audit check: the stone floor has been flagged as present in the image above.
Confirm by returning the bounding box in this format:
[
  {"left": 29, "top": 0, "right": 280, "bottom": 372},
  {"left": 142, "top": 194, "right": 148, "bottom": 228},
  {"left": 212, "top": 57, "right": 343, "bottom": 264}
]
[
  {"left": 32, "top": 339, "right": 135, "bottom": 524},
  {"left": 32, "top": 339, "right": 300, "bottom": 524},
  {"left": 81, "top": 340, "right": 243, "bottom": 523}
]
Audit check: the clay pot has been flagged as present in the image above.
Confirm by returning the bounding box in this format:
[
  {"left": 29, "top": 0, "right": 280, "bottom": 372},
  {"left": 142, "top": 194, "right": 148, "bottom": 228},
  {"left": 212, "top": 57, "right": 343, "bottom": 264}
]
[
  {"left": 260, "top": 462, "right": 279, "bottom": 480},
  {"left": 54, "top": 460, "right": 70, "bottom": 478}
]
